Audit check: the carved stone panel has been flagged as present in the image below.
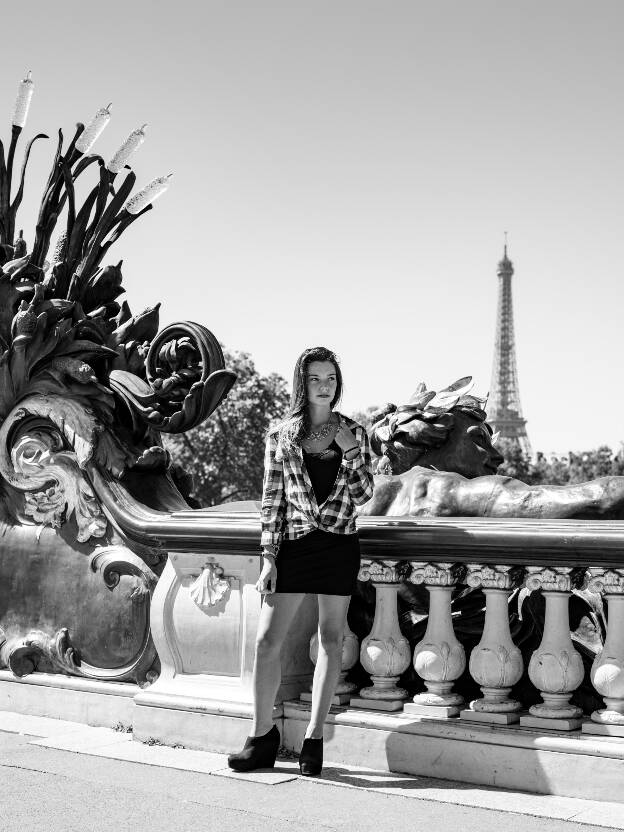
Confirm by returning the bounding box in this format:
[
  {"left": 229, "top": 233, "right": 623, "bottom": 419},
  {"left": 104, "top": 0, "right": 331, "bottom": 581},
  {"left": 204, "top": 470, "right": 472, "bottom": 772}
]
[{"left": 0, "top": 538, "right": 158, "bottom": 684}]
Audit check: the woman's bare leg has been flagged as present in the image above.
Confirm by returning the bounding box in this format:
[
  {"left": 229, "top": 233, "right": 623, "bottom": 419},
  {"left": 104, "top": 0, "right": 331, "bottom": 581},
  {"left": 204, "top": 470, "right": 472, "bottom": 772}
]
[
  {"left": 305, "top": 594, "right": 350, "bottom": 739},
  {"left": 252, "top": 591, "right": 305, "bottom": 736}
]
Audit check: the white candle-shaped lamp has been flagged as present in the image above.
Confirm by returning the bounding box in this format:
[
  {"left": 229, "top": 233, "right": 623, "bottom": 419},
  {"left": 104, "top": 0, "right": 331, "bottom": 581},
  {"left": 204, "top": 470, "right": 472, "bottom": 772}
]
[
  {"left": 107, "top": 124, "right": 148, "bottom": 174},
  {"left": 12, "top": 71, "right": 34, "bottom": 128},
  {"left": 75, "top": 103, "right": 112, "bottom": 154},
  {"left": 124, "top": 174, "right": 172, "bottom": 215}
]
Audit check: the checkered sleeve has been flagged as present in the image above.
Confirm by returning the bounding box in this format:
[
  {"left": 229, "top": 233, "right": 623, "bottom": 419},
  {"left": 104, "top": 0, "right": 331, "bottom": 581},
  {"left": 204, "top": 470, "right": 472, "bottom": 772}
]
[
  {"left": 342, "top": 424, "right": 374, "bottom": 506},
  {"left": 260, "top": 432, "right": 287, "bottom": 547}
]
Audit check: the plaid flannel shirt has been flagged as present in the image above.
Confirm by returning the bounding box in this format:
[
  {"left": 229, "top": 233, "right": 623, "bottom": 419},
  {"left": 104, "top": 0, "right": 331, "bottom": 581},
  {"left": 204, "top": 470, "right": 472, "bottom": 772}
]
[{"left": 260, "top": 414, "right": 374, "bottom": 548}]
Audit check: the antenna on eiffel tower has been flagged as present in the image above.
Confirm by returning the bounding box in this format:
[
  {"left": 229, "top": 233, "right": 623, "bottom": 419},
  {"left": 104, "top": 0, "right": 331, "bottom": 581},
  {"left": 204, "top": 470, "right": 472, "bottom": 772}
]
[{"left": 488, "top": 235, "right": 532, "bottom": 456}]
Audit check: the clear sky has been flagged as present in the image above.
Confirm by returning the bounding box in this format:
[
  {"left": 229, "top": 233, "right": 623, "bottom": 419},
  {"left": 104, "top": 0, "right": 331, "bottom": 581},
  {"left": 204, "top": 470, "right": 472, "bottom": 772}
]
[{"left": 1, "top": 1, "right": 622, "bottom": 454}]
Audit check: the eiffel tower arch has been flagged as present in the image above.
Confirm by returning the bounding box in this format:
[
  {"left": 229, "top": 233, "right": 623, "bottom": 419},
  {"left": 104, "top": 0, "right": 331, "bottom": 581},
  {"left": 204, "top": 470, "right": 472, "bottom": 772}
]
[{"left": 488, "top": 241, "right": 532, "bottom": 457}]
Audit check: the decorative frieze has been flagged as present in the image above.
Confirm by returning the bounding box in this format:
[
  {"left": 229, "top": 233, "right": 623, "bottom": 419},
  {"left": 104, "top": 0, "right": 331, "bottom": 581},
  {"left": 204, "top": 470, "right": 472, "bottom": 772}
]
[
  {"left": 525, "top": 566, "right": 574, "bottom": 593},
  {"left": 466, "top": 563, "right": 524, "bottom": 591},
  {"left": 409, "top": 562, "right": 465, "bottom": 587},
  {"left": 358, "top": 559, "right": 411, "bottom": 584},
  {"left": 586, "top": 569, "right": 624, "bottom": 596}
]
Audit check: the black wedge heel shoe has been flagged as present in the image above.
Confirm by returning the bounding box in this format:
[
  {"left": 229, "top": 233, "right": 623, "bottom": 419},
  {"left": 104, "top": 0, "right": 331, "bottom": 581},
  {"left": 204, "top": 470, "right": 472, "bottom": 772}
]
[
  {"left": 227, "top": 725, "right": 280, "bottom": 772},
  {"left": 299, "top": 737, "right": 323, "bottom": 776}
]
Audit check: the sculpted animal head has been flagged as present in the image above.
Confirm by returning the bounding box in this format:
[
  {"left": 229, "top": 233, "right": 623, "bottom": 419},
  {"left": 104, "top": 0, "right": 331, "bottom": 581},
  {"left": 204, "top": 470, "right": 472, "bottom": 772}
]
[{"left": 370, "top": 377, "right": 503, "bottom": 479}]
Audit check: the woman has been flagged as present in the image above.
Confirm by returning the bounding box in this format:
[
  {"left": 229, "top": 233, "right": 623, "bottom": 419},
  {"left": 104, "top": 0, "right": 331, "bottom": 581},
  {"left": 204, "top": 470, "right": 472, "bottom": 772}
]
[{"left": 227, "top": 346, "right": 374, "bottom": 776}]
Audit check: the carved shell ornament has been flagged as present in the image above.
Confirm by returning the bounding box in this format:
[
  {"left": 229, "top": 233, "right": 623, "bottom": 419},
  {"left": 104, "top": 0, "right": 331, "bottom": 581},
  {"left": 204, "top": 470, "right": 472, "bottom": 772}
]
[
  {"left": 190, "top": 563, "right": 231, "bottom": 611},
  {"left": 0, "top": 74, "right": 237, "bottom": 541}
]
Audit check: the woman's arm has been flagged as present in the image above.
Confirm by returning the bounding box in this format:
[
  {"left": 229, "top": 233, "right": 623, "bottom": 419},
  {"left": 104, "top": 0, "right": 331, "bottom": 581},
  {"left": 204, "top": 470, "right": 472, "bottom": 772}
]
[
  {"left": 260, "top": 433, "right": 287, "bottom": 547},
  {"left": 341, "top": 424, "right": 375, "bottom": 507}
]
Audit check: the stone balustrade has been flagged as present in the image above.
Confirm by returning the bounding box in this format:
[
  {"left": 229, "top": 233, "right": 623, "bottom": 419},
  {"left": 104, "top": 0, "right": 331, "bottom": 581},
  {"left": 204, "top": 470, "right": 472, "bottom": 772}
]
[
  {"left": 7, "top": 485, "right": 624, "bottom": 800},
  {"left": 346, "top": 556, "right": 623, "bottom": 735},
  {"left": 293, "top": 551, "right": 623, "bottom": 737},
  {"left": 81, "top": 485, "right": 624, "bottom": 758}
]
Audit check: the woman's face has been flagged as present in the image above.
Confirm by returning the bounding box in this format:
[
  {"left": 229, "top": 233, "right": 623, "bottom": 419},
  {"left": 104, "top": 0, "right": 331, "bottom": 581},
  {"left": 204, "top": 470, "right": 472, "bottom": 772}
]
[{"left": 306, "top": 360, "right": 338, "bottom": 407}]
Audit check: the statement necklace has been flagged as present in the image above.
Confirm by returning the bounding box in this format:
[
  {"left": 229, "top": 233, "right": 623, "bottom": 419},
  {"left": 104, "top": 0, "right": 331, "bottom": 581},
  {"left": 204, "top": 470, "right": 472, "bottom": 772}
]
[{"left": 306, "top": 418, "right": 334, "bottom": 441}]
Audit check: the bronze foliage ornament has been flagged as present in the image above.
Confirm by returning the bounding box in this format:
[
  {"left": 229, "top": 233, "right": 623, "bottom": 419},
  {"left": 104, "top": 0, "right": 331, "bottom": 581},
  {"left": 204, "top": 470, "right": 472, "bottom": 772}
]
[{"left": 0, "top": 75, "right": 236, "bottom": 684}]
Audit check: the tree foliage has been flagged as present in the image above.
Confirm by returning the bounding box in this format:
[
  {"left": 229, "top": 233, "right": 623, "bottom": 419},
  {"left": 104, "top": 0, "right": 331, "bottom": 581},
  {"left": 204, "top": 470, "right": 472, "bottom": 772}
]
[
  {"left": 497, "top": 439, "right": 624, "bottom": 485},
  {"left": 166, "top": 348, "right": 290, "bottom": 506},
  {"left": 349, "top": 405, "right": 384, "bottom": 431}
]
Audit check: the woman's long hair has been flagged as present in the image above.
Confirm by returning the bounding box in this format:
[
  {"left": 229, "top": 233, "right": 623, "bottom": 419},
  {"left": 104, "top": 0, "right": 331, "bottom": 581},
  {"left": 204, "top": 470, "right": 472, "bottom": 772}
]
[{"left": 272, "top": 346, "right": 343, "bottom": 455}]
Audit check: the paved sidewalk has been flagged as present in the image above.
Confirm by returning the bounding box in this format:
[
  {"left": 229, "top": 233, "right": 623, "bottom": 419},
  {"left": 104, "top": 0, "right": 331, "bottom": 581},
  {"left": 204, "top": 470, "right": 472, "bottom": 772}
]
[{"left": 0, "top": 711, "right": 622, "bottom": 832}]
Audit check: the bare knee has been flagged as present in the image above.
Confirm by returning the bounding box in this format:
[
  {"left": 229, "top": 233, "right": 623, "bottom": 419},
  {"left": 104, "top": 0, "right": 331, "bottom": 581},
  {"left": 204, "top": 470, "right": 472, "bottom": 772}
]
[{"left": 255, "top": 631, "right": 283, "bottom": 660}]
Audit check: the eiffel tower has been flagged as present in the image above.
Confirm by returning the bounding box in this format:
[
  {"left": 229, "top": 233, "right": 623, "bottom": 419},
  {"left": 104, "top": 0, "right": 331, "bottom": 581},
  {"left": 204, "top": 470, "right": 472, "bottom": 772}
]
[{"left": 488, "top": 238, "right": 532, "bottom": 456}]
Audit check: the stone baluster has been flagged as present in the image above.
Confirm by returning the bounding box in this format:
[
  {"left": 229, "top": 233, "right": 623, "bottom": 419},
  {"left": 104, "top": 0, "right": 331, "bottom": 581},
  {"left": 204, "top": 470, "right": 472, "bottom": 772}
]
[
  {"left": 404, "top": 562, "right": 466, "bottom": 718},
  {"left": 519, "top": 567, "right": 584, "bottom": 731},
  {"left": 582, "top": 569, "right": 624, "bottom": 737},
  {"left": 301, "top": 619, "right": 360, "bottom": 706},
  {"left": 350, "top": 559, "right": 412, "bottom": 712},
  {"left": 460, "top": 564, "right": 524, "bottom": 725}
]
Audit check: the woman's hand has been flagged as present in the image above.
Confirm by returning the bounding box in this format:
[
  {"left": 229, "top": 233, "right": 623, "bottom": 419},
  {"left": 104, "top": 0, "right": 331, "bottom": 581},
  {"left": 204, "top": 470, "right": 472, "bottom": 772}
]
[
  {"left": 335, "top": 420, "right": 359, "bottom": 454},
  {"left": 256, "top": 555, "right": 277, "bottom": 594}
]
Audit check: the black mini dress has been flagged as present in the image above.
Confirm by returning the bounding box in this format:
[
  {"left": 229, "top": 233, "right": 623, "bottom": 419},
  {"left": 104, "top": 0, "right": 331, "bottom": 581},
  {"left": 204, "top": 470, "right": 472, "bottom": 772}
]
[{"left": 275, "top": 442, "right": 361, "bottom": 596}]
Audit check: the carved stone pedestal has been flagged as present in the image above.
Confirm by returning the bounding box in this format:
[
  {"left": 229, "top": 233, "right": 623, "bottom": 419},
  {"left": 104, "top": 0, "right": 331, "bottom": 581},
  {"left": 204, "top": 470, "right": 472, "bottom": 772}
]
[
  {"left": 519, "top": 568, "right": 584, "bottom": 732},
  {"left": 583, "top": 569, "right": 624, "bottom": 737},
  {"left": 460, "top": 565, "right": 524, "bottom": 726},
  {"left": 404, "top": 703, "right": 459, "bottom": 719},
  {"left": 133, "top": 552, "right": 317, "bottom": 751},
  {"left": 405, "top": 563, "right": 465, "bottom": 718},
  {"left": 582, "top": 722, "right": 624, "bottom": 738},
  {"left": 459, "top": 708, "right": 522, "bottom": 725},
  {"left": 350, "top": 560, "right": 411, "bottom": 713}
]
